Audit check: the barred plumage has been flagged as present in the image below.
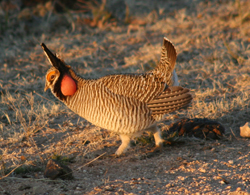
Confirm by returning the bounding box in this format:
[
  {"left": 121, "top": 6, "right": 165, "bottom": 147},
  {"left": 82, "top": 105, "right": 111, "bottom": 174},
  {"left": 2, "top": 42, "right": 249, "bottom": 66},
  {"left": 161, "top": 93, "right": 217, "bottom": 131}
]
[{"left": 42, "top": 38, "right": 192, "bottom": 155}]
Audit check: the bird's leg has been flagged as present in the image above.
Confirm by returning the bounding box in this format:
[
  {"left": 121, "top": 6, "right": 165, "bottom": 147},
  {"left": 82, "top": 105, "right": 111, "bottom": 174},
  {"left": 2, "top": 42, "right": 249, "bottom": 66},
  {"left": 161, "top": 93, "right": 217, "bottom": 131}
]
[
  {"left": 115, "top": 134, "right": 131, "bottom": 156},
  {"left": 152, "top": 126, "right": 164, "bottom": 148},
  {"left": 146, "top": 125, "right": 164, "bottom": 148},
  {"left": 144, "top": 125, "right": 164, "bottom": 155}
]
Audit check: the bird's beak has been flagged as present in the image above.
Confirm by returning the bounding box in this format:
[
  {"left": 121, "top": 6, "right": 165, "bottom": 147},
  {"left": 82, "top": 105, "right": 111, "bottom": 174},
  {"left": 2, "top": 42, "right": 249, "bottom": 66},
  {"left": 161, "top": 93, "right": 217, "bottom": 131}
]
[{"left": 44, "top": 83, "right": 49, "bottom": 92}]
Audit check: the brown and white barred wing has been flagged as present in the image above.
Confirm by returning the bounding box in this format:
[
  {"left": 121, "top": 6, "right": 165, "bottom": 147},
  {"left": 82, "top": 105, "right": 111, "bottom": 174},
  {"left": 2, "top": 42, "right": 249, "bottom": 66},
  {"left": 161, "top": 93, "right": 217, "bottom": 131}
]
[{"left": 100, "top": 73, "right": 166, "bottom": 103}]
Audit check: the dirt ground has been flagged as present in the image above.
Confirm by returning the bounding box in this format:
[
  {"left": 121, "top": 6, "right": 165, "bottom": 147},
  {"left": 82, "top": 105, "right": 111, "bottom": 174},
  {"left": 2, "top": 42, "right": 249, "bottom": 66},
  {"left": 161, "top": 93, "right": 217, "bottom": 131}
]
[{"left": 0, "top": 0, "right": 250, "bottom": 194}]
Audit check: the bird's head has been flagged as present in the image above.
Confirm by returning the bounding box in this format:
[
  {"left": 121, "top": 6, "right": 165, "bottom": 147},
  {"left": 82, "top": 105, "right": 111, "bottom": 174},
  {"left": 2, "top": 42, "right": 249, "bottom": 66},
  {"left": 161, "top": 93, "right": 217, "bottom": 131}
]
[{"left": 41, "top": 43, "right": 77, "bottom": 101}]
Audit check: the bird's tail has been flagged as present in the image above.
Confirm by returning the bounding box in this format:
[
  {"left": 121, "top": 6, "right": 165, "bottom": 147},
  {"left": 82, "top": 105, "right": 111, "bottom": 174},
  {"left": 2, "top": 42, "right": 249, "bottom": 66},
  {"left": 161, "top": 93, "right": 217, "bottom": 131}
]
[{"left": 150, "top": 37, "right": 177, "bottom": 86}]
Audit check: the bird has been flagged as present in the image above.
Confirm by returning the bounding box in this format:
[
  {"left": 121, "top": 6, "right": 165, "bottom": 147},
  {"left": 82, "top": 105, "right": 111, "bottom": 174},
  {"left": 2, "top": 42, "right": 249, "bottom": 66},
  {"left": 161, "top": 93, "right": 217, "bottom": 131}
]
[{"left": 42, "top": 37, "right": 192, "bottom": 156}]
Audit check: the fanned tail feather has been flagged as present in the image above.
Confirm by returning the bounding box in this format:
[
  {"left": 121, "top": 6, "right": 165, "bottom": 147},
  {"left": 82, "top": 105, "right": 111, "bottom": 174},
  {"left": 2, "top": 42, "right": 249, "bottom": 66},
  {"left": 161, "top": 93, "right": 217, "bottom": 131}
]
[
  {"left": 147, "top": 86, "right": 192, "bottom": 115},
  {"left": 151, "top": 37, "right": 177, "bottom": 85},
  {"left": 162, "top": 37, "right": 177, "bottom": 68}
]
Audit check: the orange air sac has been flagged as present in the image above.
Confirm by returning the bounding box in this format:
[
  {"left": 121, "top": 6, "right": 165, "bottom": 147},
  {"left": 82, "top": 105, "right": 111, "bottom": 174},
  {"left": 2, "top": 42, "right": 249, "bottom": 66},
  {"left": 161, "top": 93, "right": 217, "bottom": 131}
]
[{"left": 61, "top": 74, "right": 77, "bottom": 96}]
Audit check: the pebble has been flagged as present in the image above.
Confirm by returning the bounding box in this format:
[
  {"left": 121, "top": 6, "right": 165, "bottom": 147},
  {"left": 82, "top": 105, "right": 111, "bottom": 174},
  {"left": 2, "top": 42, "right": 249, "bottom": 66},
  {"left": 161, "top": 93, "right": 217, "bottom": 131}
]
[
  {"left": 240, "top": 122, "right": 250, "bottom": 137},
  {"left": 228, "top": 160, "right": 234, "bottom": 164},
  {"left": 166, "top": 183, "right": 175, "bottom": 188},
  {"left": 225, "top": 186, "right": 231, "bottom": 189}
]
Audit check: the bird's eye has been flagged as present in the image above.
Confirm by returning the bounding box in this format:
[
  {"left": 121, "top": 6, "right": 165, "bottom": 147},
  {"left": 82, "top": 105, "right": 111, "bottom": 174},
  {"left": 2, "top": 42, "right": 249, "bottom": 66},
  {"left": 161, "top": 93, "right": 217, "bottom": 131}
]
[
  {"left": 50, "top": 74, "right": 55, "bottom": 80},
  {"left": 47, "top": 70, "right": 57, "bottom": 82}
]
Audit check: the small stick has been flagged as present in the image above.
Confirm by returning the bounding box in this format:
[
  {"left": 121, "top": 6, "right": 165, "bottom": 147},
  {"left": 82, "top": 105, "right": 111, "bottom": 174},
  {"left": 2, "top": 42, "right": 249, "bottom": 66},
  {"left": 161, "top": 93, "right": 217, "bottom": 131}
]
[
  {"left": 77, "top": 152, "right": 106, "bottom": 170},
  {"left": 0, "top": 164, "right": 23, "bottom": 180},
  {"left": 33, "top": 91, "right": 54, "bottom": 103}
]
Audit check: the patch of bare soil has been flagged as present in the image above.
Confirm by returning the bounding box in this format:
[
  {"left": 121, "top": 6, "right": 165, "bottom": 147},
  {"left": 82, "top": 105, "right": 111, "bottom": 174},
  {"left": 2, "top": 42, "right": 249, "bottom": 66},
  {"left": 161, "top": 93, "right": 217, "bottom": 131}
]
[{"left": 0, "top": 0, "right": 250, "bottom": 194}]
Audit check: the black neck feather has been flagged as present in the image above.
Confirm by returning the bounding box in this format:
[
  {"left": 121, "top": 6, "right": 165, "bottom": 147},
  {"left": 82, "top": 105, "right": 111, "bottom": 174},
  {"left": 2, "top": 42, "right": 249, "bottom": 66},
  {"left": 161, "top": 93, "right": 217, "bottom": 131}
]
[{"left": 53, "top": 74, "right": 67, "bottom": 101}]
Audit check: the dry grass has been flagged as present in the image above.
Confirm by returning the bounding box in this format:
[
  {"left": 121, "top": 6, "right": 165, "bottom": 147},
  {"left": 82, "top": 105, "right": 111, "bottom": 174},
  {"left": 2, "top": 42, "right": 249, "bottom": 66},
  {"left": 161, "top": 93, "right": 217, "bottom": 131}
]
[{"left": 0, "top": 0, "right": 250, "bottom": 194}]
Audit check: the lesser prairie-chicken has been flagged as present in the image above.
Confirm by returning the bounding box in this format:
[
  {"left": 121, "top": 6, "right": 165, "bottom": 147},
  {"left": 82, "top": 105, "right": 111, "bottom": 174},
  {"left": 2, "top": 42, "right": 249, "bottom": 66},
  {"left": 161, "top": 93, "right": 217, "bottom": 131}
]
[{"left": 42, "top": 38, "right": 192, "bottom": 155}]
